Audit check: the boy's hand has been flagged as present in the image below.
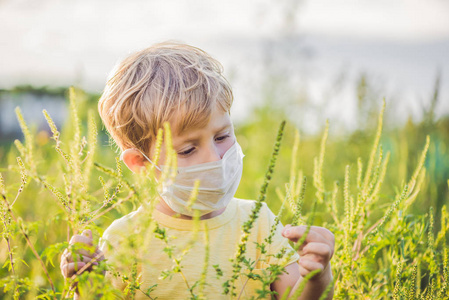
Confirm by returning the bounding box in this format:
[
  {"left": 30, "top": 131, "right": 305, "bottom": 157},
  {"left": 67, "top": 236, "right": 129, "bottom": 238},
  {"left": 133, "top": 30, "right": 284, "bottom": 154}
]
[
  {"left": 281, "top": 225, "right": 334, "bottom": 280},
  {"left": 60, "top": 229, "right": 105, "bottom": 278}
]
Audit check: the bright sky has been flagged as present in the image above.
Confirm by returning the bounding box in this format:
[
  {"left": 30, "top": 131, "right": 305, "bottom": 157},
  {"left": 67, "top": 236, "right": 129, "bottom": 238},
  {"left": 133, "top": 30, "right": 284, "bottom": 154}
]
[
  {"left": 0, "top": 0, "right": 448, "bottom": 131},
  {"left": 299, "top": 0, "right": 449, "bottom": 41},
  {"left": 1, "top": 0, "right": 448, "bottom": 87}
]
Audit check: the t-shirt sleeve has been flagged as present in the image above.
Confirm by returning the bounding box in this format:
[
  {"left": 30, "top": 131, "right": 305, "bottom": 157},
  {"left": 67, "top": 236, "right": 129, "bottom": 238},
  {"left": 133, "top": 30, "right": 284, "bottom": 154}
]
[
  {"left": 99, "top": 221, "right": 128, "bottom": 292},
  {"left": 262, "top": 203, "right": 300, "bottom": 268}
]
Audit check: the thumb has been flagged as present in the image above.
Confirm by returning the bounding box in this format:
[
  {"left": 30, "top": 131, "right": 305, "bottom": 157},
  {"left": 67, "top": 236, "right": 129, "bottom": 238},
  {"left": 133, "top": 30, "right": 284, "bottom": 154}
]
[{"left": 81, "top": 229, "right": 92, "bottom": 239}]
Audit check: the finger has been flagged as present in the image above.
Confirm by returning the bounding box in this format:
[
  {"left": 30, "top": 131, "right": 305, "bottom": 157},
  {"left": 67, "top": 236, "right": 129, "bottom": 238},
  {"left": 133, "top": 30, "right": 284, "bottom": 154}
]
[
  {"left": 299, "top": 253, "right": 323, "bottom": 264},
  {"left": 300, "top": 242, "right": 333, "bottom": 261},
  {"left": 282, "top": 225, "right": 325, "bottom": 244},
  {"left": 82, "top": 229, "right": 92, "bottom": 239},
  {"left": 63, "top": 246, "right": 105, "bottom": 265},
  {"left": 69, "top": 248, "right": 96, "bottom": 259},
  {"left": 60, "top": 248, "right": 78, "bottom": 265},
  {"left": 61, "top": 248, "right": 69, "bottom": 260},
  {"left": 298, "top": 258, "right": 324, "bottom": 278},
  {"left": 60, "top": 262, "right": 87, "bottom": 278},
  {"left": 291, "top": 225, "right": 334, "bottom": 244},
  {"left": 282, "top": 225, "right": 331, "bottom": 245},
  {"left": 310, "top": 226, "right": 334, "bottom": 245},
  {"left": 60, "top": 250, "right": 69, "bottom": 268},
  {"left": 62, "top": 251, "right": 100, "bottom": 264},
  {"left": 281, "top": 224, "right": 292, "bottom": 236},
  {"left": 61, "top": 254, "right": 101, "bottom": 278},
  {"left": 69, "top": 235, "right": 94, "bottom": 247},
  {"left": 69, "top": 235, "right": 98, "bottom": 258}
]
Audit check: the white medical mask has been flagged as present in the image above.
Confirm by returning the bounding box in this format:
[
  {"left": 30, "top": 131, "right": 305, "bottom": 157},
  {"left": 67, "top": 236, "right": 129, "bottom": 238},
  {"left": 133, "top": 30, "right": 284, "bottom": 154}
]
[{"left": 127, "top": 141, "right": 244, "bottom": 216}]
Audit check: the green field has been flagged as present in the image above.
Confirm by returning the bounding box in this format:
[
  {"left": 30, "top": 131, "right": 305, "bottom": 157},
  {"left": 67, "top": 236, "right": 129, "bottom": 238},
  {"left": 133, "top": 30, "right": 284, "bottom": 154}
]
[{"left": 0, "top": 86, "right": 448, "bottom": 299}]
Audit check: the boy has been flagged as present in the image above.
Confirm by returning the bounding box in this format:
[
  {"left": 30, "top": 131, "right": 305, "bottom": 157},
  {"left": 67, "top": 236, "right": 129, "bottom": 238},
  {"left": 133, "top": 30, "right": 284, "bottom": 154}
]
[{"left": 60, "top": 42, "right": 334, "bottom": 299}]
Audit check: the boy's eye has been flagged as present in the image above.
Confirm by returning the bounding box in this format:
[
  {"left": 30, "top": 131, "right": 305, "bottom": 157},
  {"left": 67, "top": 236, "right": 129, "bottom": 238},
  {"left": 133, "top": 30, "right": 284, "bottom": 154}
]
[
  {"left": 178, "top": 147, "right": 195, "bottom": 156},
  {"left": 215, "top": 134, "right": 230, "bottom": 142}
]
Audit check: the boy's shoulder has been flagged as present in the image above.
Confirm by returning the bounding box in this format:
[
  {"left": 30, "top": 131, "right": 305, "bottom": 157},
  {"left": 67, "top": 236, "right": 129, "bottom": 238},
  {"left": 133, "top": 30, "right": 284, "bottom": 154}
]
[
  {"left": 232, "top": 198, "right": 275, "bottom": 226},
  {"left": 101, "top": 206, "right": 145, "bottom": 240},
  {"left": 233, "top": 198, "right": 270, "bottom": 213}
]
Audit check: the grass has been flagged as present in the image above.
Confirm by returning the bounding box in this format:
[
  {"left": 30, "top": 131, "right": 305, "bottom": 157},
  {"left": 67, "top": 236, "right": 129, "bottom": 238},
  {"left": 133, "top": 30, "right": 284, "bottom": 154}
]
[{"left": 0, "top": 86, "right": 448, "bottom": 299}]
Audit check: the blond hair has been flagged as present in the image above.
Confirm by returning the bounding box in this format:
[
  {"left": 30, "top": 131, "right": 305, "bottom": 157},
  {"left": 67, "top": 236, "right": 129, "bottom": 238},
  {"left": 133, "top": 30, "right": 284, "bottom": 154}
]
[{"left": 98, "top": 42, "right": 233, "bottom": 154}]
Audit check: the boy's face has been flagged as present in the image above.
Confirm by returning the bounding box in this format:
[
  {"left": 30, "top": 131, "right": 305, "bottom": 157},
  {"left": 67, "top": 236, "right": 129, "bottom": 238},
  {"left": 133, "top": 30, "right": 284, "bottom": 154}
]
[{"left": 157, "top": 104, "right": 235, "bottom": 168}]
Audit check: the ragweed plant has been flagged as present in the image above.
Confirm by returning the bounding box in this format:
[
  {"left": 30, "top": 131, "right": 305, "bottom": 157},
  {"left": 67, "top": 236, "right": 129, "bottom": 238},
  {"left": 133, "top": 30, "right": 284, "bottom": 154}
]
[
  {"left": 0, "top": 88, "right": 448, "bottom": 300},
  {"left": 224, "top": 120, "right": 286, "bottom": 298}
]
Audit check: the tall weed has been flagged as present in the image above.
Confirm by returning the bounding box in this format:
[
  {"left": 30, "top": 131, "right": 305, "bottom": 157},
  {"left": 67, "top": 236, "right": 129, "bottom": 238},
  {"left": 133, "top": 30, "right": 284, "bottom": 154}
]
[{"left": 0, "top": 89, "right": 447, "bottom": 299}]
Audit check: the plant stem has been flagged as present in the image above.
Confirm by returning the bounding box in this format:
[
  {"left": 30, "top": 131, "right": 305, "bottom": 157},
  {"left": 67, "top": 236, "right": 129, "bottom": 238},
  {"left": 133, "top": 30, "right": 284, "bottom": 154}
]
[
  {"left": 83, "top": 192, "right": 135, "bottom": 226},
  {"left": 1, "top": 195, "right": 56, "bottom": 297}
]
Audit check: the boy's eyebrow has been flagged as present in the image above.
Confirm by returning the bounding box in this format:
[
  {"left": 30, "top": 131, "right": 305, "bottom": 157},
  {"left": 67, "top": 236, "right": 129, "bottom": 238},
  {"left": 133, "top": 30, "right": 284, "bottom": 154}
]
[
  {"left": 176, "top": 123, "right": 233, "bottom": 145},
  {"left": 214, "top": 123, "right": 233, "bottom": 133}
]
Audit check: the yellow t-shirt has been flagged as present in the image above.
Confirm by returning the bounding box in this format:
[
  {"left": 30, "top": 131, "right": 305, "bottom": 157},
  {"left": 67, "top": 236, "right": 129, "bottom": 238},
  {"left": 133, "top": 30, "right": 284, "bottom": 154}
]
[{"left": 100, "top": 198, "right": 299, "bottom": 299}]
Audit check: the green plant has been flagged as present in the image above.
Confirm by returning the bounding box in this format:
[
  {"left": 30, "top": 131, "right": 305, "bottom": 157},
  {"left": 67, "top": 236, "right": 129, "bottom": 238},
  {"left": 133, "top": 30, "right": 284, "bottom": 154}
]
[{"left": 0, "top": 89, "right": 447, "bottom": 299}]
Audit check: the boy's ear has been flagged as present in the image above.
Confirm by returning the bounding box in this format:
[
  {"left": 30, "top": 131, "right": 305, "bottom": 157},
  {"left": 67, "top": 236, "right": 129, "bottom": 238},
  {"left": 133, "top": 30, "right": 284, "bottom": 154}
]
[{"left": 121, "top": 149, "right": 146, "bottom": 173}]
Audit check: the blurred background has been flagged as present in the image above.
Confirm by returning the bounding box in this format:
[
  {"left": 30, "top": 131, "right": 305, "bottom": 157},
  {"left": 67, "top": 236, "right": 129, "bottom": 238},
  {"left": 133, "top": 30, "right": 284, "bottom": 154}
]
[
  {"left": 0, "top": 1, "right": 449, "bottom": 297},
  {"left": 1, "top": 0, "right": 448, "bottom": 137},
  {"left": 0, "top": 0, "right": 448, "bottom": 227}
]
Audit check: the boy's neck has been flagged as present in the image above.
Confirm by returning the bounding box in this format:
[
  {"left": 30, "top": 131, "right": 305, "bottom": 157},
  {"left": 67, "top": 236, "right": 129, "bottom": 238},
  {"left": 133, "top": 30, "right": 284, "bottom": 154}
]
[{"left": 156, "top": 198, "right": 226, "bottom": 220}]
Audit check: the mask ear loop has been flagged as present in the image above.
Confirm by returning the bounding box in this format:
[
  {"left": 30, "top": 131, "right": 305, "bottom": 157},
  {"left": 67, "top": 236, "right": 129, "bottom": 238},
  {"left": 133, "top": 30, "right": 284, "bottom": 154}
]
[{"left": 120, "top": 148, "right": 162, "bottom": 172}]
